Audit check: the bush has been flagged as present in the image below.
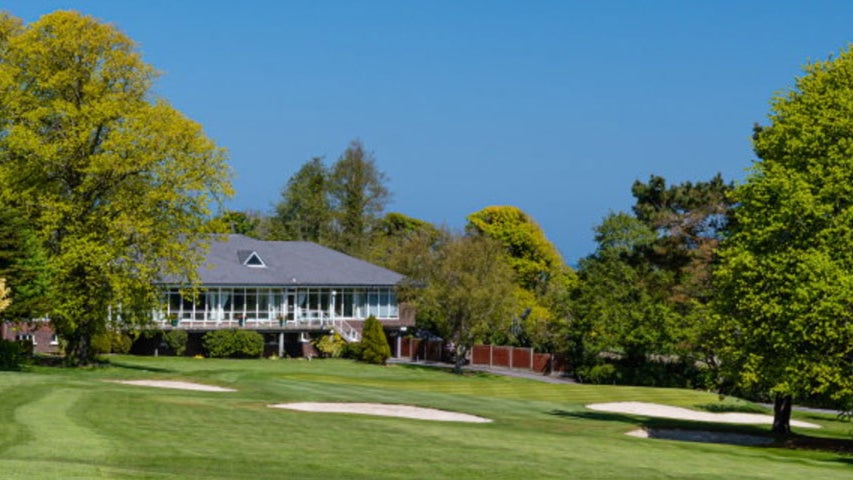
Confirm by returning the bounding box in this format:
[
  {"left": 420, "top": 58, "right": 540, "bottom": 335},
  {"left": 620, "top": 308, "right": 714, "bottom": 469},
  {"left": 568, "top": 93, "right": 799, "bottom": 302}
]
[
  {"left": 314, "top": 332, "right": 346, "bottom": 358},
  {"left": 164, "top": 329, "right": 188, "bottom": 356},
  {"left": 360, "top": 316, "right": 390, "bottom": 365},
  {"left": 0, "top": 340, "right": 23, "bottom": 370},
  {"left": 202, "top": 329, "right": 263, "bottom": 358},
  {"left": 340, "top": 341, "right": 363, "bottom": 360},
  {"left": 578, "top": 363, "right": 619, "bottom": 384},
  {"left": 91, "top": 331, "right": 133, "bottom": 354}
]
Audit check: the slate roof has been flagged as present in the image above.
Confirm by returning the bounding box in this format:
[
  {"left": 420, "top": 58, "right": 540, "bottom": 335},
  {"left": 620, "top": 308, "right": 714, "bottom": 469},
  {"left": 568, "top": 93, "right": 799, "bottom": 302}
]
[{"left": 172, "top": 234, "right": 404, "bottom": 287}]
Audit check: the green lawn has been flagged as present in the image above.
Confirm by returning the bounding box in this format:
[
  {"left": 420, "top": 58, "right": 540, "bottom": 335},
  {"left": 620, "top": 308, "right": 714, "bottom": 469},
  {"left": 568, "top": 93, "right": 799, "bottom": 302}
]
[{"left": 0, "top": 356, "right": 850, "bottom": 479}]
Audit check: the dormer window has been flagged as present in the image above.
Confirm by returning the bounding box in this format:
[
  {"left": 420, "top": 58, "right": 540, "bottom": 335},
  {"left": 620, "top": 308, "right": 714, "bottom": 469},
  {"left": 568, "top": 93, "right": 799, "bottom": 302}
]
[{"left": 238, "top": 250, "right": 267, "bottom": 268}]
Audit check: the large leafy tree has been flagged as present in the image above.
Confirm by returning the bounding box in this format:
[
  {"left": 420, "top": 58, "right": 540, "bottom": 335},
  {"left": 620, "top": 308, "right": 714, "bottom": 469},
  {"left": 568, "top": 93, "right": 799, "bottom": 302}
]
[
  {"left": 271, "top": 157, "right": 331, "bottom": 243},
  {"left": 0, "top": 11, "right": 232, "bottom": 365},
  {"left": 466, "top": 206, "right": 574, "bottom": 351},
  {"left": 416, "top": 235, "right": 517, "bottom": 373},
  {"left": 568, "top": 175, "right": 732, "bottom": 385},
  {"left": 569, "top": 213, "right": 678, "bottom": 380},
  {"left": 328, "top": 140, "right": 390, "bottom": 256},
  {"left": 714, "top": 48, "right": 853, "bottom": 435},
  {"left": 272, "top": 141, "right": 390, "bottom": 257}
]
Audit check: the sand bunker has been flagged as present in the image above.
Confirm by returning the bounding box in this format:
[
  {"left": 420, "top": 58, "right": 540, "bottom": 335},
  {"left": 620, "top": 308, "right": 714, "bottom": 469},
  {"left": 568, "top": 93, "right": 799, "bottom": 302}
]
[
  {"left": 109, "top": 380, "right": 236, "bottom": 392},
  {"left": 270, "top": 402, "right": 492, "bottom": 423},
  {"left": 627, "top": 428, "right": 773, "bottom": 446},
  {"left": 587, "top": 401, "right": 820, "bottom": 429}
]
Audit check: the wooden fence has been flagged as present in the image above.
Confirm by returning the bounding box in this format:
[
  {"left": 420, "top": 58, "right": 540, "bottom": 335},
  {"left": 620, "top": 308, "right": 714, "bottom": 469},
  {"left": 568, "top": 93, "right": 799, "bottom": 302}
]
[
  {"left": 470, "top": 345, "right": 556, "bottom": 374},
  {"left": 397, "top": 338, "right": 567, "bottom": 375}
]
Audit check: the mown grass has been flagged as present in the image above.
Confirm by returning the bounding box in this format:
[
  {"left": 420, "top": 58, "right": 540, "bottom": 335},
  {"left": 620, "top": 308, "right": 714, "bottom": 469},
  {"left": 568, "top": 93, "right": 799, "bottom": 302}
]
[{"left": 0, "top": 356, "right": 850, "bottom": 479}]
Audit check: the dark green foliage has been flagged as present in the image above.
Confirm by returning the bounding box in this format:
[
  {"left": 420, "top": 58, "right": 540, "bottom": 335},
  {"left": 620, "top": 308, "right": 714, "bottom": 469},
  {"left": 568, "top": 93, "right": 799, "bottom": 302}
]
[
  {"left": 271, "top": 157, "right": 332, "bottom": 243},
  {"left": 578, "top": 359, "right": 713, "bottom": 389},
  {"left": 217, "top": 210, "right": 265, "bottom": 238},
  {"left": 0, "top": 204, "right": 52, "bottom": 321},
  {"left": 91, "top": 331, "right": 133, "bottom": 354},
  {"left": 360, "top": 316, "right": 390, "bottom": 365},
  {"left": 568, "top": 175, "right": 733, "bottom": 387},
  {"left": 340, "top": 341, "right": 363, "bottom": 360},
  {"left": 271, "top": 141, "right": 390, "bottom": 257},
  {"left": 164, "top": 329, "right": 188, "bottom": 356},
  {"left": 577, "top": 363, "right": 619, "bottom": 384},
  {"left": 0, "top": 339, "right": 23, "bottom": 370},
  {"left": 202, "top": 329, "right": 263, "bottom": 358},
  {"left": 328, "top": 140, "right": 390, "bottom": 256}
]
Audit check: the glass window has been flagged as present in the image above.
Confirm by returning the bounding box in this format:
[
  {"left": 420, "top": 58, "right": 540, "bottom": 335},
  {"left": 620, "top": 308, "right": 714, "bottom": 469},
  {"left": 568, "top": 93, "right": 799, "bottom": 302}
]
[
  {"left": 233, "top": 289, "right": 246, "bottom": 317},
  {"left": 246, "top": 290, "right": 258, "bottom": 317},
  {"left": 389, "top": 290, "right": 398, "bottom": 317}
]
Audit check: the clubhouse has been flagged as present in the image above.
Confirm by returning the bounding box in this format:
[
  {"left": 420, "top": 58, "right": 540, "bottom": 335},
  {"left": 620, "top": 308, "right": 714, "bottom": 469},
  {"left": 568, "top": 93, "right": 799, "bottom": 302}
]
[{"left": 4, "top": 235, "right": 414, "bottom": 357}]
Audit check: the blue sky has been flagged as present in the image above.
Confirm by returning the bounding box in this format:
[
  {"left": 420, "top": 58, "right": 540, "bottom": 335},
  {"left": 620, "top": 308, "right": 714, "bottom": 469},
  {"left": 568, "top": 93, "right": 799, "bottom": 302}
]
[{"left": 6, "top": 1, "right": 853, "bottom": 263}]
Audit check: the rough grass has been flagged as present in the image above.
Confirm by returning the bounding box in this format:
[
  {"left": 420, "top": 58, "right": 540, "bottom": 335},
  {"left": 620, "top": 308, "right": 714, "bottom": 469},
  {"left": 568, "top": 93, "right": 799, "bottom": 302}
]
[{"left": 0, "top": 356, "right": 850, "bottom": 479}]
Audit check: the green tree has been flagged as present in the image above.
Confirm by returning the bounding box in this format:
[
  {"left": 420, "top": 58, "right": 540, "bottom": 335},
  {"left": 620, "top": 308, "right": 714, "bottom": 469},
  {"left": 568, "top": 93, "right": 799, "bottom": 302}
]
[
  {"left": 466, "top": 206, "right": 574, "bottom": 351},
  {"left": 217, "top": 209, "right": 266, "bottom": 238},
  {"left": 417, "top": 235, "right": 517, "bottom": 373},
  {"left": 0, "top": 11, "right": 232, "bottom": 365},
  {"left": 360, "top": 315, "right": 391, "bottom": 365},
  {"left": 569, "top": 213, "right": 679, "bottom": 382},
  {"left": 714, "top": 48, "right": 853, "bottom": 435},
  {"left": 0, "top": 204, "right": 52, "bottom": 321},
  {"left": 271, "top": 157, "right": 331, "bottom": 242},
  {"left": 328, "top": 140, "right": 390, "bottom": 256}
]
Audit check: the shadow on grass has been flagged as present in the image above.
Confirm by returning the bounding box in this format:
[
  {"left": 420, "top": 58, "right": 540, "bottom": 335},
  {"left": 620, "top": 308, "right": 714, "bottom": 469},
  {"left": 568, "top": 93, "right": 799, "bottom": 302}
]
[
  {"left": 694, "top": 403, "right": 769, "bottom": 414},
  {"left": 777, "top": 434, "right": 853, "bottom": 456},
  {"left": 105, "top": 360, "right": 174, "bottom": 373},
  {"left": 551, "top": 409, "right": 853, "bottom": 455},
  {"left": 395, "top": 363, "right": 494, "bottom": 378}
]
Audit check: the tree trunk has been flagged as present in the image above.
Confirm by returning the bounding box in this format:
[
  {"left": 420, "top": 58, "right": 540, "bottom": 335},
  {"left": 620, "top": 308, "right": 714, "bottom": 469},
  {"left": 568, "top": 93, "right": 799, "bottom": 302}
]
[
  {"left": 772, "top": 394, "right": 792, "bottom": 436},
  {"left": 453, "top": 344, "right": 468, "bottom": 374}
]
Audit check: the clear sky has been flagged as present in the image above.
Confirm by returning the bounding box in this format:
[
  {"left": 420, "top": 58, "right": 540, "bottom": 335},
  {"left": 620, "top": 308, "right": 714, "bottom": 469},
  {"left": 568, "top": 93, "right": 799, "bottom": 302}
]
[{"left": 6, "top": 1, "right": 853, "bottom": 263}]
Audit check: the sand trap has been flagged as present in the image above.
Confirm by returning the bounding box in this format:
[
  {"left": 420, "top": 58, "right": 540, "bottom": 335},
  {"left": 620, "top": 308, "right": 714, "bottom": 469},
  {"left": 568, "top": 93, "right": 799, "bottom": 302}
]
[
  {"left": 587, "top": 402, "right": 820, "bottom": 429},
  {"left": 109, "top": 380, "right": 236, "bottom": 392},
  {"left": 270, "top": 402, "right": 492, "bottom": 423},
  {"left": 627, "top": 428, "right": 773, "bottom": 446}
]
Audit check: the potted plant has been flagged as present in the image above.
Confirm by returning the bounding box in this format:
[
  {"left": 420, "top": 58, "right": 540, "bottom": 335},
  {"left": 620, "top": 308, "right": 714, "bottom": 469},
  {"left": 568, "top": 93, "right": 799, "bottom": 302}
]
[{"left": 168, "top": 313, "right": 179, "bottom": 327}]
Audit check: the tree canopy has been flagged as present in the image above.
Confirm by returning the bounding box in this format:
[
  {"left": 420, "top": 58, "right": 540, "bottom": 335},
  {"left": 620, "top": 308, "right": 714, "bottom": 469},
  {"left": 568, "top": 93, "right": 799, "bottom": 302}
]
[
  {"left": 416, "top": 234, "right": 517, "bottom": 373},
  {"left": 271, "top": 140, "right": 390, "bottom": 257},
  {"left": 568, "top": 174, "right": 732, "bottom": 387},
  {"left": 466, "top": 206, "right": 574, "bottom": 351},
  {"left": 0, "top": 11, "right": 232, "bottom": 364},
  {"left": 714, "top": 48, "right": 853, "bottom": 434}
]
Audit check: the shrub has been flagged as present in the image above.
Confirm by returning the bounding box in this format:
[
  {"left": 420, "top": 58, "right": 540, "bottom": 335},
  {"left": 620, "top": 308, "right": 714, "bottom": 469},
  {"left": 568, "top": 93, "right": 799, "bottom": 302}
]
[
  {"left": 202, "top": 329, "right": 263, "bottom": 358},
  {"left": 340, "top": 341, "right": 363, "bottom": 360},
  {"left": 164, "top": 329, "right": 188, "bottom": 356},
  {"left": 360, "top": 316, "right": 390, "bottom": 365},
  {"left": 0, "top": 340, "right": 23, "bottom": 371},
  {"left": 578, "top": 363, "right": 619, "bottom": 384},
  {"left": 314, "top": 332, "right": 346, "bottom": 358},
  {"left": 91, "top": 331, "right": 133, "bottom": 354}
]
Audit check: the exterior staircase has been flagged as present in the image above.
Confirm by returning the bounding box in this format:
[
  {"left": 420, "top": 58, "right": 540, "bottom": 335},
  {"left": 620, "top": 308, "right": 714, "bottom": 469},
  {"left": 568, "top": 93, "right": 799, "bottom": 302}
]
[{"left": 331, "top": 318, "right": 360, "bottom": 342}]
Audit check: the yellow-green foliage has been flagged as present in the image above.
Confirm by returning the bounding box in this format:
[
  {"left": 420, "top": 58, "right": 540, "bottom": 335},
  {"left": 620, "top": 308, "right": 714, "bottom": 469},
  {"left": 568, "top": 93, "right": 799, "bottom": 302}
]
[
  {"left": 0, "top": 278, "right": 10, "bottom": 313},
  {"left": 466, "top": 206, "right": 575, "bottom": 350},
  {"left": 0, "top": 12, "right": 232, "bottom": 364},
  {"left": 360, "top": 316, "right": 390, "bottom": 365},
  {"left": 314, "top": 332, "right": 346, "bottom": 358},
  {"left": 715, "top": 46, "right": 853, "bottom": 415},
  {"left": 467, "top": 206, "right": 570, "bottom": 291}
]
